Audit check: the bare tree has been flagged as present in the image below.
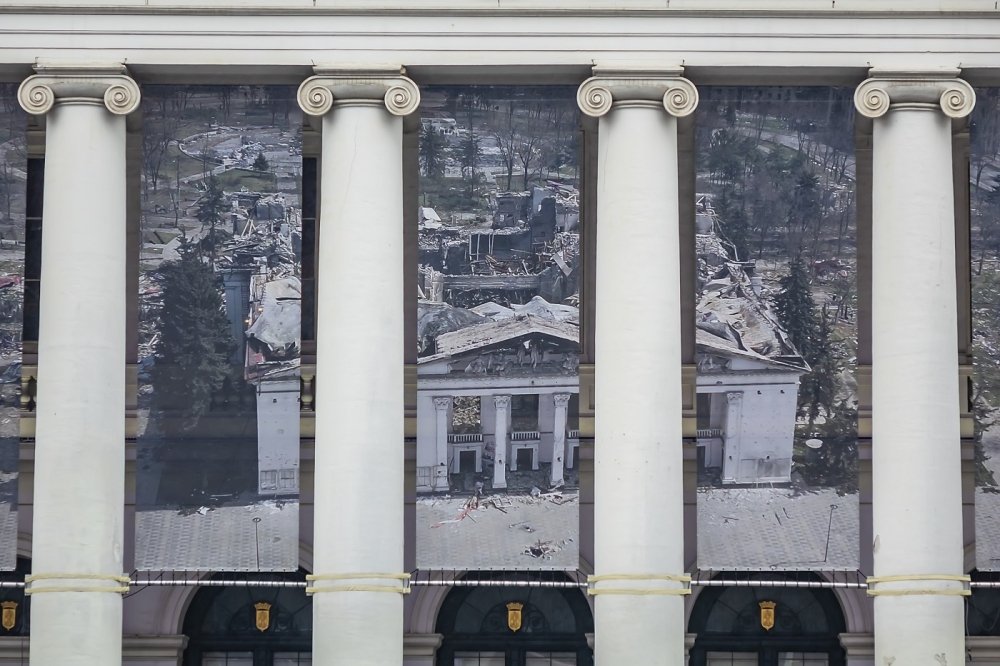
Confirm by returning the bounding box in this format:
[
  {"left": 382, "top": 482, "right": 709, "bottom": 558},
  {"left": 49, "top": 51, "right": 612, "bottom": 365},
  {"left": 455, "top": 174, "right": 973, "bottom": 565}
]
[{"left": 516, "top": 133, "right": 540, "bottom": 191}]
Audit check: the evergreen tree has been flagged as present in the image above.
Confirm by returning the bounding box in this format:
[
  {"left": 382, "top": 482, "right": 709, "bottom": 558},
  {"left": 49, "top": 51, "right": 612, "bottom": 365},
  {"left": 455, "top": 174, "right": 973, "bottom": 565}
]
[
  {"left": 419, "top": 124, "right": 445, "bottom": 180},
  {"left": 196, "top": 175, "right": 227, "bottom": 262},
  {"left": 148, "top": 241, "right": 235, "bottom": 436},
  {"left": 799, "top": 309, "right": 841, "bottom": 426},
  {"left": 773, "top": 256, "right": 816, "bottom": 360},
  {"left": 252, "top": 152, "right": 269, "bottom": 172}
]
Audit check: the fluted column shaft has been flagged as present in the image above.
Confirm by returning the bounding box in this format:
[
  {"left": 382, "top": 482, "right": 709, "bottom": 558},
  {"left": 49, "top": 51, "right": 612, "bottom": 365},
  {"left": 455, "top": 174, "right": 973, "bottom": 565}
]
[
  {"left": 298, "top": 66, "right": 418, "bottom": 666},
  {"left": 17, "top": 63, "right": 139, "bottom": 666},
  {"left": 578, "top": 66, "right": 697, "bottom": 664},
  {"left": 551, "top": 393, "right": 570, "bottom": 487},
  {"left": 855, "top": 70, "right": 974, "bottom": 664},
  {"left": 433, "top": 396, "right": 451, "bottom": 490},
  {"left": 493, "top": 395, "right": 510, "bottom": 489}
]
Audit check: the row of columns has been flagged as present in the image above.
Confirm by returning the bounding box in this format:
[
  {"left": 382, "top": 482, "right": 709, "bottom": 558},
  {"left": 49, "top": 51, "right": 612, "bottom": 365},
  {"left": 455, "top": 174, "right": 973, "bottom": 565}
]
[
  {"left": 14, "top": 60, "right": 972, "bottom": 665},
  {"left": 430, "top": 392, "right": 574, "bottom": 492}
]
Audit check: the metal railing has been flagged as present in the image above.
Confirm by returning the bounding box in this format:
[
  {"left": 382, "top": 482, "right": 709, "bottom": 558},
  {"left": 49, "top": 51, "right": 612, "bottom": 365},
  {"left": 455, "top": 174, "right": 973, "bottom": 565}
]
[{"left": 448, "top": 433, "right": 483, "bottom": 444}]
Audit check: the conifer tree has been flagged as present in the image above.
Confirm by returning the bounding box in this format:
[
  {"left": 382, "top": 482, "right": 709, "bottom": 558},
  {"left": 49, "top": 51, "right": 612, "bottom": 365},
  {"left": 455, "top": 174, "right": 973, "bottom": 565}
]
[
  {"left": 773, "top": 256, "right": 816, "bottom": 360},
  {"left": 197, "top": 175, "right": 227, "bottom": 262},
  {"left": 148, "top": 241, "right": 235, "bottom": 436},
  {"left": 252, "top": 152, "right": 269, "bottom": 172}
]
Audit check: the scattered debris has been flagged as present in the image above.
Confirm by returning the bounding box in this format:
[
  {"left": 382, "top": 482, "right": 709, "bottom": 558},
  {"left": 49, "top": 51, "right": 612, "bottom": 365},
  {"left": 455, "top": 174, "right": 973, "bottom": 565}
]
[{"left": 525, "top": 539, "right": 559, "bottom": 559}]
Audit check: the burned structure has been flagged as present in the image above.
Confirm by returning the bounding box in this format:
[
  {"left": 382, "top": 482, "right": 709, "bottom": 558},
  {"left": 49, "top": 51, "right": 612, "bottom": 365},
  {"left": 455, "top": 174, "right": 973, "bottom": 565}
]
[
  {"left": 695, "top": 199, "right": 809, "bottom": 485},
  {"left": 417, "top": 175, "right": 581, "bottom": 497},
  {"left": 416, "top": 297, "right": 580, "bottom": 493}
]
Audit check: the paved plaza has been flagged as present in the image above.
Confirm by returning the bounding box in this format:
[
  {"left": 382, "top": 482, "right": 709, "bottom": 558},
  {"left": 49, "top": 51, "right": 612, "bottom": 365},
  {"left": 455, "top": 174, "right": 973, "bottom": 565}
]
[
  {"left": 417, "top": 492, "right": 579, "bottom": 569},
  {"left": 136, "top": 500, "right": 298, "bottom": 571},
  {"left": 976, "top": 428, "right": 1000, "bottom": 568},
  {"left": 698, "top": 486, "right": 859, "bottom": 569},
  {"left": 0, "top": 501, "right": 15, "bottom": 570}
]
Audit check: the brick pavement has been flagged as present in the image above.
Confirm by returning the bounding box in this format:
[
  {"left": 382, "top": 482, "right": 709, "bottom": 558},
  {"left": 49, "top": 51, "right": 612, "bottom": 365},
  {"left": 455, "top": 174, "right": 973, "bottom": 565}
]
[
  {"left": 417, "top": 493, "right": 579, "bottom": 570},
  {"left": 136, "top": 500, "right": 298, "bottom": 571},
  {"left": 0, "top": 502, "right": 15, "bottom": 570},
  {"left": 698, "top": 487, "right": 859, "bottom": 570},
  {"left": 976, "top": 431, "right": 1000, "bottom": 568}
]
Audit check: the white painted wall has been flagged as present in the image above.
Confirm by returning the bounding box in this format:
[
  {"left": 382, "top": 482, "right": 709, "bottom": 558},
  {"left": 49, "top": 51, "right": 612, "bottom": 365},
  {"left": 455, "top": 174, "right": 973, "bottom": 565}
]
[
  {"left": 256, "top": 378, "right": 301, "bottom": 494},
  {"left": 698, "top": 374, "right": 801, "bottom": 484}
]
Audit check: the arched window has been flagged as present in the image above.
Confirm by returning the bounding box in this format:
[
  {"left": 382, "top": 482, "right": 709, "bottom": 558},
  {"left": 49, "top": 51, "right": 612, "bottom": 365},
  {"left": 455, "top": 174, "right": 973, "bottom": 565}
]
[
  {"left": 435, "top": 573, "right": 593, "bottom": 666},
  {"left": 688, "top": 575, "right": 846, "bottom": 666},
  {"left": 182, "top": 572, "right": 310, "bottom": 666}
]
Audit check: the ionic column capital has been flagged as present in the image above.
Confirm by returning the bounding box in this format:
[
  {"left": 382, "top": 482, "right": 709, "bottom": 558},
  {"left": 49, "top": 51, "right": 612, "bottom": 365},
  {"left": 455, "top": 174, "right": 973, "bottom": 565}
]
[
  {"left": 433, "top": 396, "right": 451, "bottom": 410},
  {"left": 576, "top": 65, "right": 698, "bottom": 119},
  {"left": 18, "top": 62, "right": 140, "bottom": 116},
  {"left": 297, "top": 65, "right": 420, "bottom": 117},
  {"left": 553, "top": 393, "right": 572, "bottom": 407},
  {"left": 854, "top": 69, "right": 975, "bottom": 119},
  {"left": 494, "top": 395, "right": 511, "bottom": 410}
]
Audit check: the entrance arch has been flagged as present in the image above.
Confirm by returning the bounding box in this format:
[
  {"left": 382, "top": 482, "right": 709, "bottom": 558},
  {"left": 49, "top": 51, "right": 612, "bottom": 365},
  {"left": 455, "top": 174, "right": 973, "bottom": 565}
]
[
  {"left": 182, "top": 572, "right": 311, "bottom": 666},
  {"left": 435, "top": 574, "right": 593, "bottom": 666},
  {"left": 688, "top": 576, "right": 846, "bottom": 666}
]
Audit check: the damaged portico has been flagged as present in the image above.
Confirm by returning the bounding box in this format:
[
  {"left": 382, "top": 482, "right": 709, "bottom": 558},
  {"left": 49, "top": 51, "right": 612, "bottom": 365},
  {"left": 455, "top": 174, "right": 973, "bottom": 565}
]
[{"left": 416, "top": 297, "right": 579, "bottom": 493}]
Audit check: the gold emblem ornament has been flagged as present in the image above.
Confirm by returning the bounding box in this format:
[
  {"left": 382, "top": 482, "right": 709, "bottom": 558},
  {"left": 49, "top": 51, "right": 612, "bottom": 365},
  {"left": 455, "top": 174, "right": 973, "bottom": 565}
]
[
  {"left": 253, "top": 602, "right": 272, "bottom": 633},
  {"left": 759, "top": 600, "right": 776, "bottom": 631},
  {"left": 1, "top": 601, "right": 16, "bottom": 631},
  {"left": 506, "top": 601, "right": 524, "bottom": 632}
]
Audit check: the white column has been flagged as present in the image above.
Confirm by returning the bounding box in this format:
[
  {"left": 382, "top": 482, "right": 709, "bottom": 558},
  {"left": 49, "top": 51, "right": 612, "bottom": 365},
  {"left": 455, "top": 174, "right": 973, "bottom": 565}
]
[
  {"left": 577, "top": 66, "right": 697, "bottom": 662},
  {"left": 298, "top": 66, "right": 419, "bottom": 666},
  {"left": 493, "top": 395, "right": 510, "bottom": 490},
  {"left": 433, "top": 396, "right": 451, "bottom": 489},
  {"left": 551, "top": 393, "right": 570, "bottom": 487},
  {"left": 722, "top": 391, "right": 743, "bottom": 483},
  {"left": 17, "top": 63, "right": 139, "bottom": 666},
  {"left": 854, "top": 70, "right": 974, "bottom": 664}
]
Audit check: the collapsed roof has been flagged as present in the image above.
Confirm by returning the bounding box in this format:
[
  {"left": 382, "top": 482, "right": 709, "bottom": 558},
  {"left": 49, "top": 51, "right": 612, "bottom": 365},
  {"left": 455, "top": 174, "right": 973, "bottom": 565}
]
[
  {"left": 696, "top": 214, "right": 807, "bottom": 372},
  {"left": 421, "top": 313, "right": 579, "bottom": 363},
  {"left": 247, "top": 276, "right": 301, "bottom": 359}
]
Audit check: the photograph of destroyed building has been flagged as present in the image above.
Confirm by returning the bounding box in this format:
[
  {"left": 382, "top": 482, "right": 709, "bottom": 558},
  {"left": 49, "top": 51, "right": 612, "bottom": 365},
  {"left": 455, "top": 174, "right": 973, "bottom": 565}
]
[
  {"left": 134, "top": 86, "right": 302, "bottom": 571},
  {"left": 694, "top": 88, "right": 860, "bottom": 570},
  {"left": 0, "top": 89, "right": 24, "bottom": 571},
  {"left": 968, "top": 89, "right": 1000, "bottom": 571},
  {"left": 415, "top": 87, "right": 581, "bottom": 569}
]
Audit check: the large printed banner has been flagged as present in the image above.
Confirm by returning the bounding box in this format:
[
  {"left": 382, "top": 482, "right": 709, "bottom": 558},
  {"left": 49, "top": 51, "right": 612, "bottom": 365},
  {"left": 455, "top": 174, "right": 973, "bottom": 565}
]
[
  {"left": 415, "top": 87, "right": 581, "bottom": 569},
  {"left": 0, "top": 87, "right": 25, "bottom": 571},
  {"left": 971, "top": 89, "right": 1000, "bottom": 570},
  {"left": 136, "top": 86, "right": 302, "bottom": 570},
  {"left": 694, "top": 88, "right": 859, "bottom": 570}
]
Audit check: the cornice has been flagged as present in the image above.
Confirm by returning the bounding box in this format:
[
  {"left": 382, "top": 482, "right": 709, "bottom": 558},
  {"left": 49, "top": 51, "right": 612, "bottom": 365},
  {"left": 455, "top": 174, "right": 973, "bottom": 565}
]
[{"left": 4, "top": 3, "right": 1000, "bottom": 18}]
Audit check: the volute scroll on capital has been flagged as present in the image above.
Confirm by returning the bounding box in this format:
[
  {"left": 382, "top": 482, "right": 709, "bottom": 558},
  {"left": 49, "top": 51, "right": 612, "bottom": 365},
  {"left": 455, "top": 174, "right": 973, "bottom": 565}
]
[
  {"left": 853, "top": 72, "right": 975, "bottom": 120},
  {"left": 17, "top": 64, "right": 140, "bottom": 116},
  {"left": 297, "top": 66, "right": 420, "bottom": 117},
  {"left": 576, "top": 67, "right": 698, "bottom": 119}
]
